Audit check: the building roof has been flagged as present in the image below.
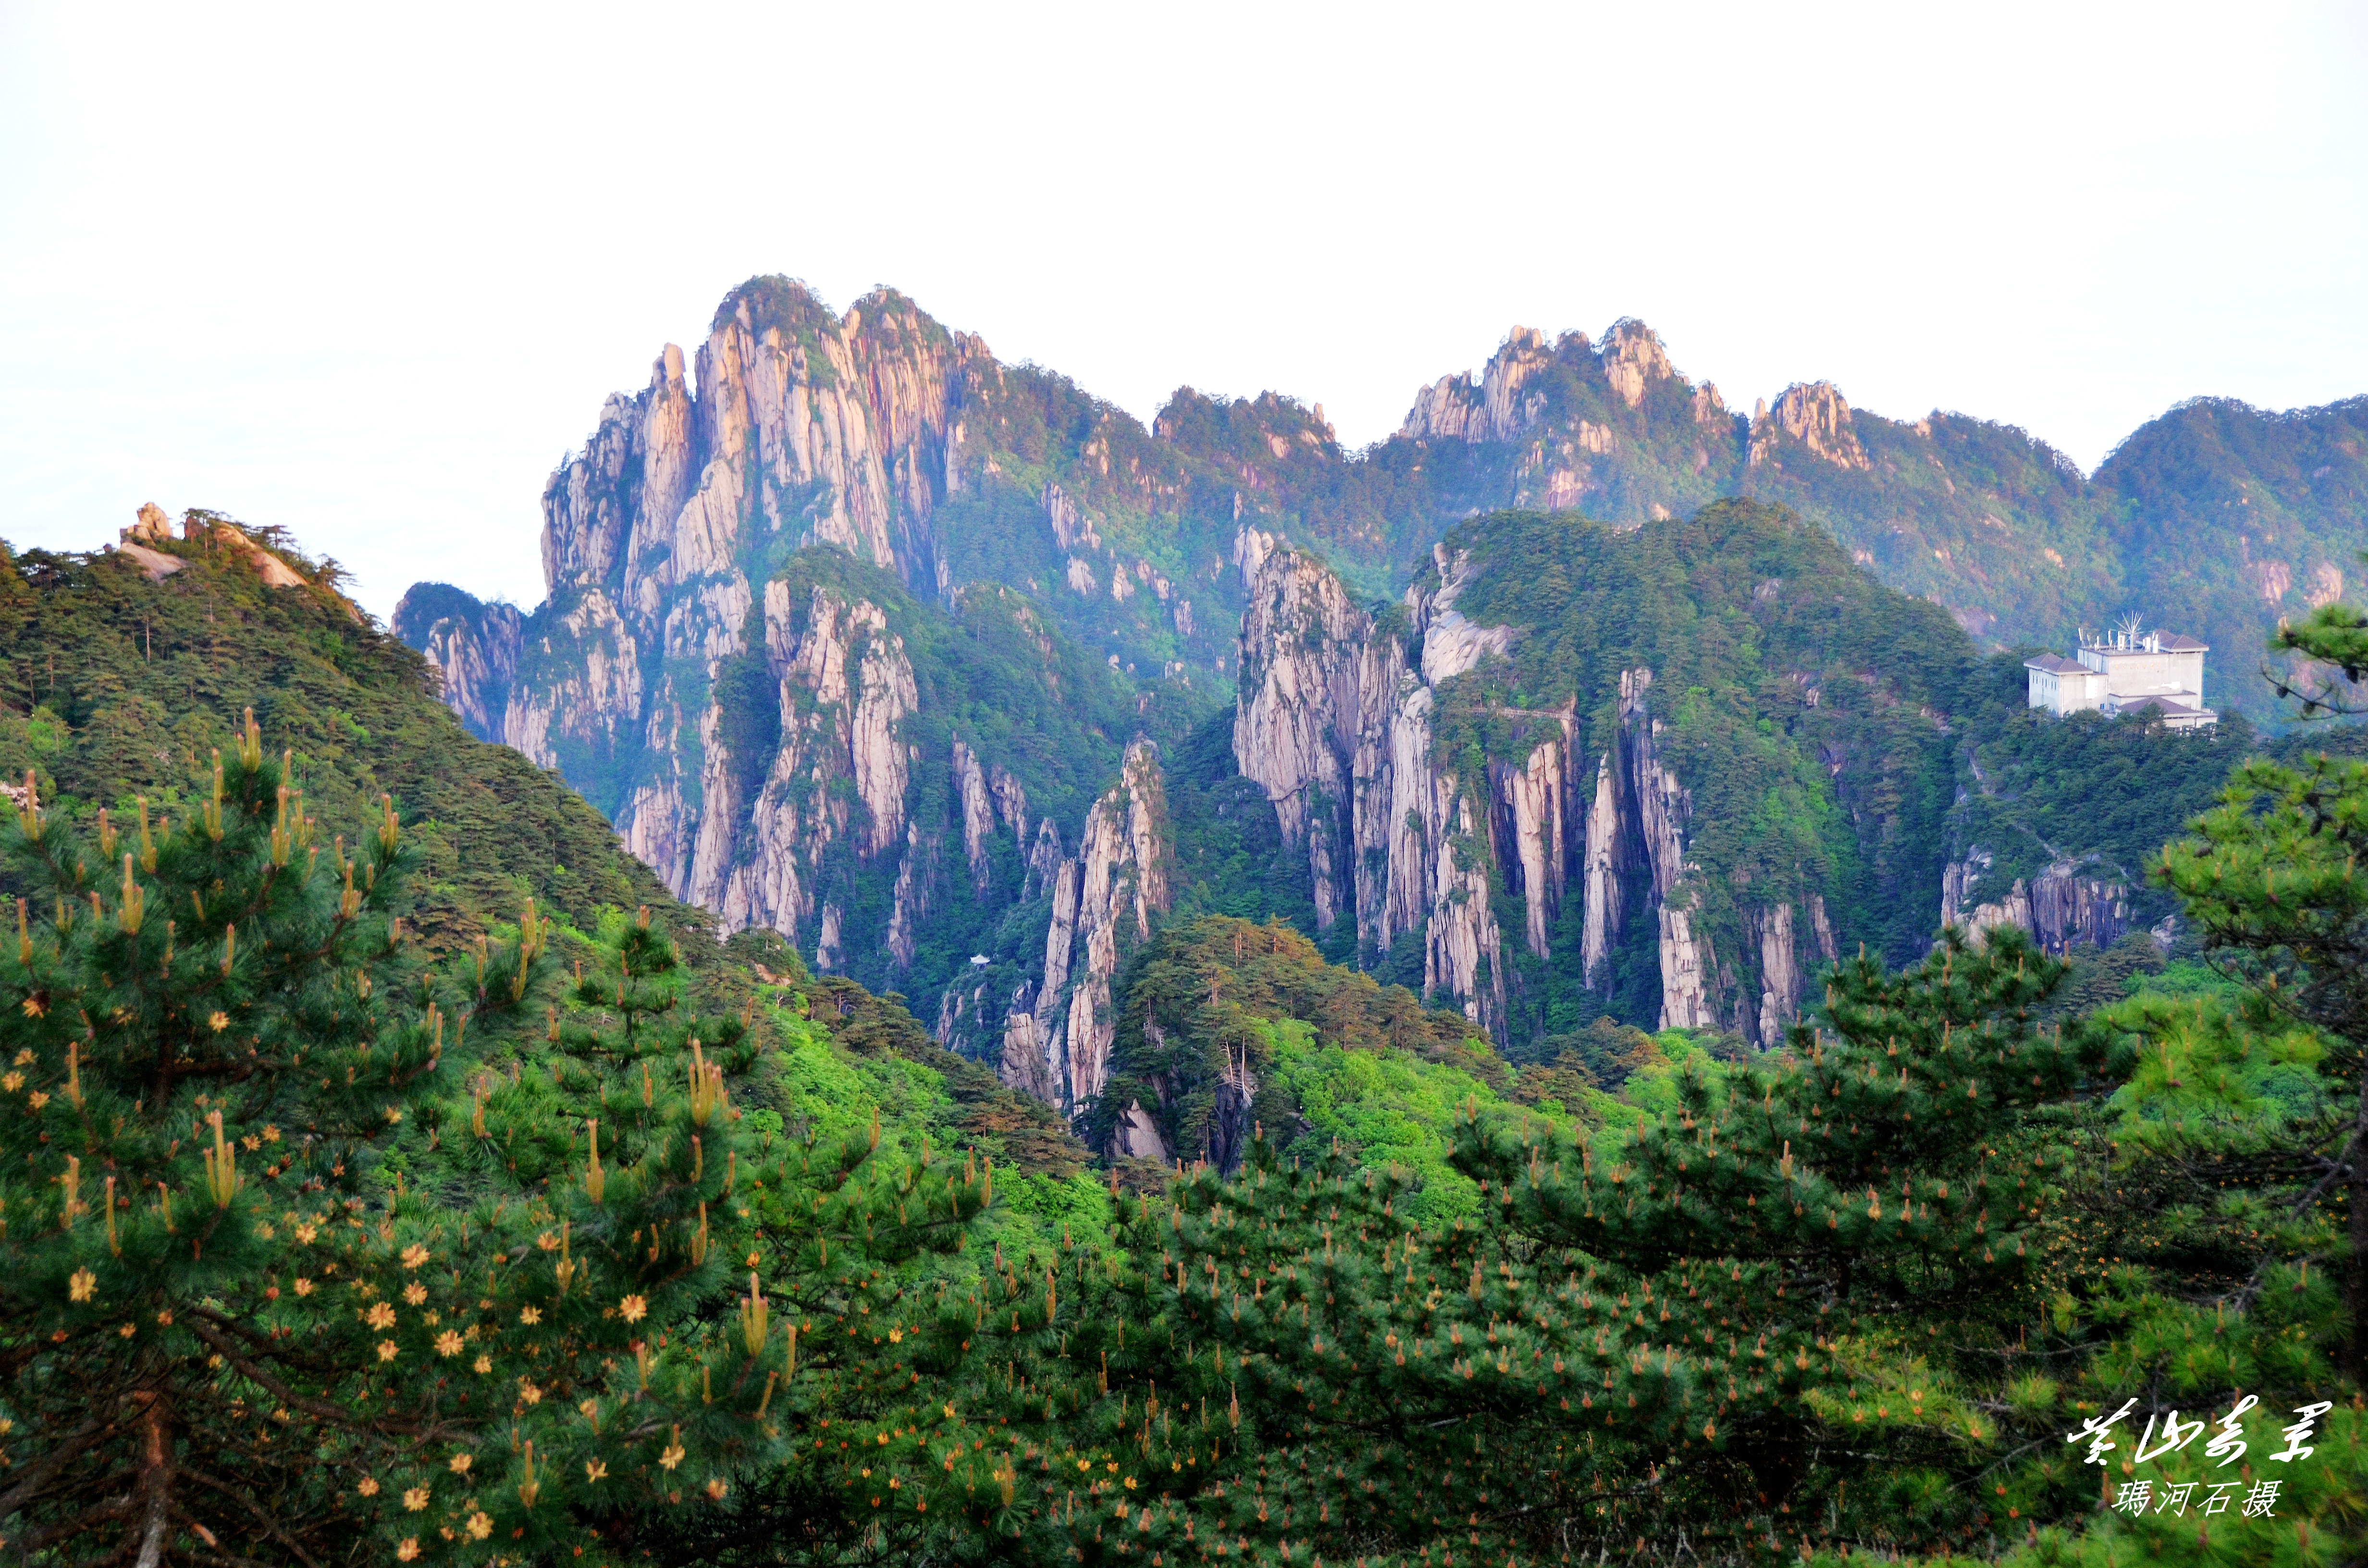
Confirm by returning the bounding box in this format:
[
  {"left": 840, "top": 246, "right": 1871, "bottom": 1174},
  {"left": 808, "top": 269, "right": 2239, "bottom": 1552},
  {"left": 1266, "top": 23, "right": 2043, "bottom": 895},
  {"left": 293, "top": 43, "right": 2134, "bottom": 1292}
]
[
  {"left": 2084, "top": 633, "right": 2209, "bottom": 657},
  {"left": 2024, "top": 654, "right": 2085, "bottom": 674},
  {"left": 2113, "top": 695, "right": 2209, "bottom": 717}
]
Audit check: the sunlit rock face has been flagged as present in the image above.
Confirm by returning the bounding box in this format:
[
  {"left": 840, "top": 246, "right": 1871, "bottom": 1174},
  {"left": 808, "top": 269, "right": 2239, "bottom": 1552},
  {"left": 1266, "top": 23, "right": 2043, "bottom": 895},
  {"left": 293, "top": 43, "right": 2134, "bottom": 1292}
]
[
  {"left": 1229, "top": 539, "right": 1849, "bottom": 1049},
  {"left": 997, "top": 741, "right": 1170, "bottom": 1117}
]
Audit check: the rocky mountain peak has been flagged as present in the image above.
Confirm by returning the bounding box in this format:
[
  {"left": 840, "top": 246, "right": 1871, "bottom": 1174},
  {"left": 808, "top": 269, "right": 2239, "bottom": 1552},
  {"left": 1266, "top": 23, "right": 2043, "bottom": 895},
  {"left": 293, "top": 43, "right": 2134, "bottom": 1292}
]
[
  {"left": 709, "top": 274, "right": 837, "bottom": 339},
  {"left": 394, "top": 276, "right": 2355, "bottom": 1127},
  {"left": 1602, "top": 318, "right": 1676, "bottom": 408},
  {"left": 535, "top": 274, "right": 983, "bottom": 665},
  {"left": 1397, "top": 325, "right": 1561, "bottom": 444},
  {"left": 1151, "top": 389, "right": 1341, "bottom": 477},
  {"left": 1751, "top": 381, "right": 1870, "bottom": 471}
]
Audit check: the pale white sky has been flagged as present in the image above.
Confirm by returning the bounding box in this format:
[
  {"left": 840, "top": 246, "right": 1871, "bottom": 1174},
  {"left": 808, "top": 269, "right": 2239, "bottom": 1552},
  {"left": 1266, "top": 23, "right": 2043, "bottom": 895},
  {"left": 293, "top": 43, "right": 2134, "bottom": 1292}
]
[{"left": 2, "top": 2, "right": 2363, "bottom": 618}]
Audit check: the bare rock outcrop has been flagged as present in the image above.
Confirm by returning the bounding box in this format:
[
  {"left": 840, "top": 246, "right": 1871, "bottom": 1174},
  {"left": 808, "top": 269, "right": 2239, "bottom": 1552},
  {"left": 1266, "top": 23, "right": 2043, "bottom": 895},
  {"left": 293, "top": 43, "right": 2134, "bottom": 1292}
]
[
  {"left": 1941, "top": 849, "right": 2130, "bottom": 954},
  {"left": 2026, "top": 869, "right": 2130, "bottom": 952},
  {"left": 503, "top": 590, "right": 641, "bottom": 769},
  {"left": 1754, "top": 903, "right": 1801, "bottom": 1048},
  {"left": 1203, "top": 1040, "right": 1259, "bottom": 1176},
  {"left": 1578, "top": 751, "right": 1626, "bottom": 989},
  {"left": 1390, "top": 318, "right": 1739, "bottom": 523},
  {"left": 392, "top": 583, "right": 524, "bottom": 740},
  {"left": 1750, "top": 383, "right": 1870, "bottom": 472},
  {"left": 698, "top": 584, "right": 920, "bottom": 945},
  {"left": 420, "top": 604, "right": 523, "bottom": 739},
  {"left": 113, "top": 503, "right": 185, "bottom": 581},
  {"left": 193, "top": 515, "right": 313, "bottom": 590},
  {"left": 543, "top": 286, "right": 987, "bottom": 630},
  {"left": 1232, "top": 545, "right": 1826, "bottom": 1048},
  {"left": 997, "top": 742, "right": 1171, "bottom": 1118},
  {"left": 1602, "top": 319, "right": 1677, "bottom": 409},
  {"left": 1230, "top": 536, "right": 1537, "bottom": 1036},
  {"left": 127, "top": 506, "right": 327, "bottom": 599},
  {"left": 1397, "top": 321, "right": 1681, "bottom": 447},
  {"left": 1232, "top": 534, "right": 1405, "bottom": 931},
  {"left": 1500, "top": 731, "right": 1569, "bottom": 960},
  {"left": 1109, "top": 1099, "right": 1173, "bottom": 1164},
  {"left": 1617, "top": 671, "right": 1724, "bottom": 1030},
  {"left": 1608, "top": 668, "right": 1826, "bottom": 1047},
  {"left": 1398, "top": 321, "right": 1706, "bottom": 444},
  {"left": 128, "top": 502, "right": 173, "bottom": 543},
  {"left": 1399, "top": 327, "right": 1557, "bottom": 444},
  {"left": 953, "top": 742, "right": 996, "bottom": 892}
]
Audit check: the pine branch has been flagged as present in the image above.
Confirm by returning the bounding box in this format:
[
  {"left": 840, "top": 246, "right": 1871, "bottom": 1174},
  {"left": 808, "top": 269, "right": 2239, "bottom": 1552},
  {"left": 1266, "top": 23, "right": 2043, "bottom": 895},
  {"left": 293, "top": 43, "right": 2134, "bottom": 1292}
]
[
  {"left": 175, "top": 1468, "right": 324, "bottom": 1568},
  {"left": 0, "top": 1411, "right": 122, "bottom": 1519},
  {"left": 14, "top": 1495, "right": 139, "bottom": 1555},
  {"left": 182, "top": 1314, "right": 423, "bottom": 1437}
]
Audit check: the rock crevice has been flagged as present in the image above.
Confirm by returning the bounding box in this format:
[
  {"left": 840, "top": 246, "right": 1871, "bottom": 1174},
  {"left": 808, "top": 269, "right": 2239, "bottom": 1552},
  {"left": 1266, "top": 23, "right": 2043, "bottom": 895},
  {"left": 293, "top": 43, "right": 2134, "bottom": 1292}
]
[
  {"left": 1232, "top": 549, "right": 1821, "bottom": 1048},
  {"left": 1941, "top": 849, "right": 2130, "bottom": 953},
  {"left": 998, "top": 741, "right": 1171, "bottom": 1118}
]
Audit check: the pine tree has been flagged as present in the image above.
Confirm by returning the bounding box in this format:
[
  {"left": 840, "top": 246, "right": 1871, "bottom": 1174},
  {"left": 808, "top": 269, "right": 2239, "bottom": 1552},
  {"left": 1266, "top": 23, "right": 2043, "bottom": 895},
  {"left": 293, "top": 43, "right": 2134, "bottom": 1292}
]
[
  {"left": 485, "top": 907, "right": 993, "bottom": 1564},
  {"left": 1771, "top": 607, "right": 2368, "bottom": 1568},
  {"left": 2265, "top": 588, "right": 2368, "bottom": 718},
  {"left": 877, "top": 1188, "right": 1213, "bottom": 1568},
  {"left": 2160, "top": 606, "right": 2368, "bottom": 1379},
  {"left": 1133, "top": 929, "right": 2126, "bottom": 1562},
  {"left": 0, "top": 713, "right": 430, "bottom": 1559},
  {"left": 0, "top": 717, "right": 999, "bottom": 1563}
]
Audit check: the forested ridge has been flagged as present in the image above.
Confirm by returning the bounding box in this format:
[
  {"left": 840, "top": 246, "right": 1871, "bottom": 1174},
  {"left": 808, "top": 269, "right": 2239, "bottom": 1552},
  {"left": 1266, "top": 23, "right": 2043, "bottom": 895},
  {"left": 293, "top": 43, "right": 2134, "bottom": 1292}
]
[{"left": 5, "top": 520, "right": 2367, "bottom": 1565}]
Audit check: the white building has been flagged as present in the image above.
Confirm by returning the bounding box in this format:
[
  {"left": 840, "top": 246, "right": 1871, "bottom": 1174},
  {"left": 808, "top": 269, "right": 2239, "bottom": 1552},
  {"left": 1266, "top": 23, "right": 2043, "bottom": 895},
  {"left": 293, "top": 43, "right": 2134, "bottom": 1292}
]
[{"left": 2025, "top": 620, "right": 2216, "bottom": 730}]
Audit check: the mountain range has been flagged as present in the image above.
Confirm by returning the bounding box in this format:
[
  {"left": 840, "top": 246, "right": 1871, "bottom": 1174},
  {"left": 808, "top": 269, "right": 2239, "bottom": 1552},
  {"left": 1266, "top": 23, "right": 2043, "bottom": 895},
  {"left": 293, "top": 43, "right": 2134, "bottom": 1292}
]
[{"left": 390, "top": 276, "right": 2360, "bottom": 1149}]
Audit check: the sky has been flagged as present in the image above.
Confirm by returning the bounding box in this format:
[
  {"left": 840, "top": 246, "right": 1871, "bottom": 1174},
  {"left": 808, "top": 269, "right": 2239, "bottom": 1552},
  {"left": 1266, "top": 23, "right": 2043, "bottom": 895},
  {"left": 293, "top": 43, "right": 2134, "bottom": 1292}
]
[{"left": 1, "top": 2, "right": 2364, "bottom": 620}]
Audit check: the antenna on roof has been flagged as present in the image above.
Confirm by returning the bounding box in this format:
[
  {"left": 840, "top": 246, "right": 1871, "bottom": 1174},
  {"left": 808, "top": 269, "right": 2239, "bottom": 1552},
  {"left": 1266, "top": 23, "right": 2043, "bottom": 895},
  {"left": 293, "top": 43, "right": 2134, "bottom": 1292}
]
[{"left": 2115, "top": 612, "right": 2146, "bottom": 649}]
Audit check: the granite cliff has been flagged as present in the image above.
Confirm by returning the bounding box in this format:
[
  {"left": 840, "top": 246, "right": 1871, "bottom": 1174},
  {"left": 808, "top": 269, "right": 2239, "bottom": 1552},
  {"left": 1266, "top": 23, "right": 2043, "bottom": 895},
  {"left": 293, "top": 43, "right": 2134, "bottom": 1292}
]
[
  {"left": 992, "top": 741, "right": 1170, "bottom": 1117},
  {"left": 1226, "top": 514, "right": 1864, "bottom": 1048}
]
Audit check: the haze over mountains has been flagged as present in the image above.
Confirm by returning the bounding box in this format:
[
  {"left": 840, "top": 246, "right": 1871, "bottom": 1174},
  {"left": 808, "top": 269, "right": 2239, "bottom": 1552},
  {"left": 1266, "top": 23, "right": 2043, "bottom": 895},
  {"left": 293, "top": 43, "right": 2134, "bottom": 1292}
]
[{"left": 392, "top": 276, "right": 2360, "bottom": 1132}]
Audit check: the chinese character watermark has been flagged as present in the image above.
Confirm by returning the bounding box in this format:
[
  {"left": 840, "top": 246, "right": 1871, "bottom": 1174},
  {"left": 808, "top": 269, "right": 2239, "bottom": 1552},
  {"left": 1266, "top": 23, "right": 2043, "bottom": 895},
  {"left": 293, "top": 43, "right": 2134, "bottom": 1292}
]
[
  {"left": 2064, "top": 1397, "right": 2138, "bottom": 1466},
  {"left": 2065, "top": 1396, "right": 2338, "bottom": 1519}
]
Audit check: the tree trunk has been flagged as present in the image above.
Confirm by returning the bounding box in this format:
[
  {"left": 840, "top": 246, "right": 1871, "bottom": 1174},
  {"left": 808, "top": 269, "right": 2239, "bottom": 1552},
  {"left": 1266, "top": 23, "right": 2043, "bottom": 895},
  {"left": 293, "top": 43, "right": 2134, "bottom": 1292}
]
[{"left": 132, "top": 1390, "right": 172, "bottom": 1568}]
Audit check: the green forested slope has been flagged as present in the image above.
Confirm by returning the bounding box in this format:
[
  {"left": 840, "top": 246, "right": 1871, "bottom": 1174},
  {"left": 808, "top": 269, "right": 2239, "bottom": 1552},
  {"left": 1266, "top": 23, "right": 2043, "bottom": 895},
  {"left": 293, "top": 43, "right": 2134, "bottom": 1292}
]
[
  {"left": 1741, "top": 406, "right": 2111, "bottom": 643},
  {"left": 1940, "top": 652, "right": 2263, "bottom": 932},
  {"left": 1089, "top": 916, "right": 1502, "bottom": 1182},
  {"left": 0, "top": 528, "right": 652, "bottom": 955},
  {"left": 1407, "top": 498, "right": 2354, "bottom": 1041},
  {"left": 0, "top": 520, "right": 1086, "bottom": 1181},
  {"left": 2095, "top": 394, "right": 2368, "bottom": 702}
]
